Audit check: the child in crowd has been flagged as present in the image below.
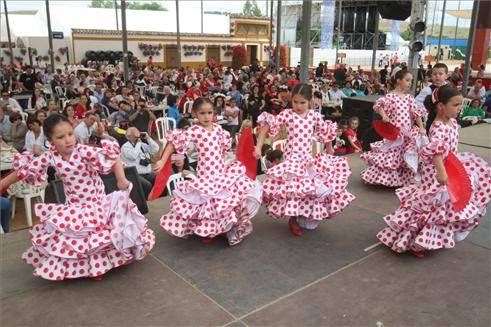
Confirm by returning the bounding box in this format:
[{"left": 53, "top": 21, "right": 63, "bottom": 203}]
[
  {"left": 360, "top": 70, "right": 426, "bottom": 187},
  {"left": 333, "top": 126, "right": 346, "bottom": 155},
  {"left": 343, "top": 116, "right": 362, "bottom": 154},
  {"left": 254, "top": 83, "right": 354, "bottom": 235},
  {"left": 265, "top": 149, "right": 283, "bottom": 168},
  {"left": 415, "top": 63, "right": 448, "bottom": 128},
  {"left": 155, "top": 97, "right": 262, "bottom": 246},
  {"left": 0, "top": 114, "right": 155, "bottom": 280},
  {"left": 224, "top": 98, "right": 241, "bottom": 146},
  {"left": 377, "top": 86, "right": 490, "bottom": 257}
]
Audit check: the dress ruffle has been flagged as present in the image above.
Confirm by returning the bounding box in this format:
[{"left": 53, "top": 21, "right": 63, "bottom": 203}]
[
  {"left": 377, "top": 152, "right": 491, "bottom": 253},
  {"left": 257, "top": 112, "right": 280, "bottom": 139},
  {"left": 160, "top": 162, "right": 262, "bottom": 244},
  {"left": 361, "top": 128, "right": 425, "bottom": 187},
  {"left": 262, "top": 152, "right": 355, "bottom": 220},
  {"left": 22, "top": 186, "right": 155, "bottom": 280}
]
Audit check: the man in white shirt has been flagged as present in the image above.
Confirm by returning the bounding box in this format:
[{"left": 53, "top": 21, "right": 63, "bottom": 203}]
[
  {"left": 25, "top": 117, "right": 49, "bottom": 155},
  {"left": 0, "top": 91, "right": 22, "bottom": 112},
  {"left": 74, "top": 113, "right": 98, "bottom": 144},
  {"left": 467, "top": 79, "right": 486, "bottom": 100},
  {"left": 328, "top": 83, "right": 347, "bottom": 101},
  {"left": 121, "top": 127, "right": 159, "bottom": 197}
]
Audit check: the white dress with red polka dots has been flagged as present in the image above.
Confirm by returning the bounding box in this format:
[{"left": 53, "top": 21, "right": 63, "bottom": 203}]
[
  {"left": 15, "top": 140, "right": 155, "bottom": 281},
  {"left": 361, "top": 92, "right": 427, "bottom": 187},
  {"left": 377, "top": 119, "right": 491, "bottom": 253},
  {"left": 258, "top": 110, "right": 355, "bottom": 228},
  {"left": 159, "top": 124, "right": 262, "bottom": 245}
]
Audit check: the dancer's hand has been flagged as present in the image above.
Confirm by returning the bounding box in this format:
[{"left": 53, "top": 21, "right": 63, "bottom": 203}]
[
  {"left": 117, "top": 178, "right": 130, "bottom": 190},
  {"left": 418, "top": 127, "right": 426, "bottom": 135},
  {"left": 154, "top": 159, "right": 165, "bottom": 172},
  {"left": 254, "top": 146, "right": 262, "bottom": 159},
  {"left": 436, "top": 170, "right": 448, "bottom": 185},
  {"left": 381, "top": 114, "right": 390, "bottom": 123}
]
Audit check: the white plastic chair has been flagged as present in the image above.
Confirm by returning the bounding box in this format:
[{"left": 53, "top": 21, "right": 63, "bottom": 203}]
[
  {"left": 9, "top": 183, "right": 46, "bottom": 227},
  {"left": 460, "top": 98, "right": 472, "bottom": 117},
  {"left": 260, "top": 156, "right": 268, "bottom": 173},
  {"left": 136, "top": 85, "right": 145, "bottom": 98},
  {"left": 166, "top": 173, "right": 196, "bottom": 197},
  {"left": 20, "top": 111, "right": 28, "bottom": 123},
  {"left": 183, "top": 100, "right": 194, "bottom": 117},
  {"left": 101, "top": 104, "right": 111, "bottom": 118},
  {"left": 272, "top": 139, "right": 287, "bottom": 151},
  {"left": 155, "top": 117, "right": 176, "bottom": 146}
]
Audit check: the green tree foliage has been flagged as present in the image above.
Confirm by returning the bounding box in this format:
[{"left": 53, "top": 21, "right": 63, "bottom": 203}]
[
  {"left": 89, "top": 0, "right": 167, "bottom": 11},
  {"left": 243, "top": 0, "right": 262, "bottom": 17}
]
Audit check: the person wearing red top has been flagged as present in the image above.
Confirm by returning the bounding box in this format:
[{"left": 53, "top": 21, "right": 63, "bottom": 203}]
[
  {"left": 75, "top": 94, "right": 91, "bottom": 119},
  {"left": 287, "top": 74, "right": 300, "bottom": 89},
  {"left": 343, "top": 116, "right": 362, "bottom": 154}
]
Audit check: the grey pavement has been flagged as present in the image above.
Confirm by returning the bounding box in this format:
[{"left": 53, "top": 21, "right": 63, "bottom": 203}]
[{"left": 1, "top": 124, "right": 490, "bottom": 326}]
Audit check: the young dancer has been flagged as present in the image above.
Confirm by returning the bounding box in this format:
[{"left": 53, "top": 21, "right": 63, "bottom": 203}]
[
  {"left": 377, "top": 86, "right": 490, "bottom": 257},
  {"left": 361, "top": 70, "right": 427, "bottom": 187},
  {"left": 254, "top": 83, "right": 355, "bottom": 235},
  {"left": 0, "top": 114, "right": 155, "bottom": 280},
  {"left": 155, "top": 97, "right": 261, "bottom": 246}
]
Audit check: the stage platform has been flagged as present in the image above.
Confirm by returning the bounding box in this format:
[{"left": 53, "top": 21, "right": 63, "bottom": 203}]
[{"left": 1, "top": 124, "right": 490, "bottom": 326}]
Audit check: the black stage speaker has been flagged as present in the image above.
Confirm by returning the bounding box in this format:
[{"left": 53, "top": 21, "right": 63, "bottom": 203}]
[
  {"left": 355, "top": 7, "right": 367, "bottom": 33},
  {"left": 343, "top": 7, "right": 355, "bottom": 32},
  {"left": 49, "top": 166, "right": 149, "bottom": 214},
  {"left": 341, "top": 95, "right": 383, "bottom": 151},
  {"left": 366, "top": 6, "right": 378, "bottom": 33},
  {"left": 377, "top": 1, "right": 411, "bottom": 21}
]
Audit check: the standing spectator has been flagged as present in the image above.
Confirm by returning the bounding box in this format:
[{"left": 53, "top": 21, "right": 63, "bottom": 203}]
[
  {"left": 227, "top": 83, "right": 242, "bottom": 108},
  {"left": 128, "top": 99, "right": 156, "bottom": 133},
  {"left": 121, "top": 127, "right": 159, "bottom": 198},
  {"left": 224, "top": 98, "right": 240, "bottom": 146},
  {"left": 334, "top": 64, "right": 346, "bottom": 85}
]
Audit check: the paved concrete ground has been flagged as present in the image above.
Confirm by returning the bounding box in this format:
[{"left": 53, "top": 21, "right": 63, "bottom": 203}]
[{"left": 1, "top": 125, "right": 490, "bottom": 326}]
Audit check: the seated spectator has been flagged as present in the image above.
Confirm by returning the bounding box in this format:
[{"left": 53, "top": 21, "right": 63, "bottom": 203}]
[
  {"left": 461, "top": 99, "right": 485, "bottom": 125},
  {"left": 333, "top": 126, "right": 346, "bottom": 155},
  {"left": 227, "top": 83, "right": 242, "bottom": 108},
  {"left": 74, "top": 112, "right": 98, "bottom": 145},
  {"left": 75, "top": 94, "right": 91, "bottom": 119},
  {"left": 0, "top": 91, "right": 22, "bottom": 112},
  {"left": 9, "top": 112, "right": 27, "bottom": 152},
  {"left": 31, "top": 87, "right": 47, "bottom": 110},
  {"left": 477, "top": 64, "right": 485, "bottom": 78},
  {"left": 342, "top": 81, "right": 356, "bottom": 97},
  {"left": 63, "top": 104, "right": 80, "bottom": 128},
  {"left": 165, "top": 95, "right": 180, "bottom": 127},
  {"left": 46, "top": 99, "right": 59, "bottom": 116},
  {"left": 483, "top": 94, "right": 491, "bottom": 118},
  {"left": 110, "top": 101, "right": 130, "bottom": 129},
  {"left": 0, "top": 106, "right": 11, "bottom": 142},
  {"left": 25, "top": 116, "right": 48, "bottom": 155},
  {"left": 467, "top": 79, "right": 486, "bottom": 100},
  {"left": 265, "top": 149, "right": 283, "bottom": 168},
  {"left": 35, "top": 109, "right": 47, "bottom": 126},
  {"left": 121, "top": 127, "right": 159, "bottom": 198},
  {"left": 129, "top": 99, "right": 156, "bottom": 133},
  {"left": 328, "top": 82, "right": 346, "bottom": 101}
]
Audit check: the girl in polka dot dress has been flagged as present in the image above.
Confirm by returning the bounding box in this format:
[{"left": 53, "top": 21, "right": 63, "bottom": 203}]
[
  {"left": 377, "top": 86, "right": 491, "bottom": 257},
  {"left": 155, "top": 98, "right": 262, "bottom": 246},
  {"left": 0, "top": 114, "right": 155, "bottom": 280},
  {"left": 254, "top": 83, "right": 355, "bottom": 236},
  {"left": 361, "top": 70, "right": 427, "bottom": 187}
]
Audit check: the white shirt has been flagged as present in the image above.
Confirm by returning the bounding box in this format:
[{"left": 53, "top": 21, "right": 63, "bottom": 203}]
[
  {"left": 121, "top": 138, "right": 159, "bottom": 175},
  {"left": 0, "top": 97, "right": 22, "bottom": 112},
  {"left": 328, "top": 89, "right": 346, "bottom": 101},
  {"left": 225, "top": 106, "right": 240, "bottom": 126},
  {"left": 25, "top": 128, "right": 49, "bottom": 153},
  {"left": 74, "top": 122, "right": 92, "bottom": 144},
  {"left": 468, "top": 86, "right": 485, "bottom": 100}
]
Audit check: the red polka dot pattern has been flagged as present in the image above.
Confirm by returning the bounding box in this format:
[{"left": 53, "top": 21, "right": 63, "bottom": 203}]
[{"left": 377, "top": 119, "right": 491, "bottom": 253}]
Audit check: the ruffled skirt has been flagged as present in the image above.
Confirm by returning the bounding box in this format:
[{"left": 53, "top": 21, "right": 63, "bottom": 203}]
[
  {"left": 22, "top": 187, "right": 155, "bottom": 280},
  {"left": 262, "top": 152, "right": 355, "bottom": 226},
  {"left": 360, "top": 131, "right": 426, "bottom": 187},
  {"left": 160, "top": 162, "right": 262, "bottom": 245},
  {"left": 377, "top": 152, "right": 491, "bottom": 253}
]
